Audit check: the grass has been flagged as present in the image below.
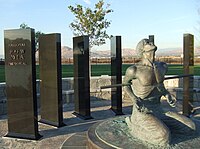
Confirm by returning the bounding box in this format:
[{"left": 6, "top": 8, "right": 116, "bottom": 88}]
[
  {"left": 0, "top": 64, "right": 199, "bottom": 83},
  {"left": 0, "top": 65, "right": 5, "bottom": 83}
]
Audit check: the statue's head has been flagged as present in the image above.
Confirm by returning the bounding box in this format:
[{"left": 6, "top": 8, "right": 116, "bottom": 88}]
[{"left": 136, "top": 38, "right": 157, "bottom": 58}]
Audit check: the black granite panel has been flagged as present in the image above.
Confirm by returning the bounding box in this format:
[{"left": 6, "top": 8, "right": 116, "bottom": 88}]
[
  {"left": 39, "top": 33, "right": 64, "bottom": 127},
  {"left": 183, "top": 34, "right": 194, "bottom": 116},
  {"left": 4, "top": 29, "right": 41, "bottom": 140},
  {"left": 73, "top": 36, "right": 92, "bottom": 119},
  {"left": 111, "top": 36, "right": 123, "bottom": 115}
]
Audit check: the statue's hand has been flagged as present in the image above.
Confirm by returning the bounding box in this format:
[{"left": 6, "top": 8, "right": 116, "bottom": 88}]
[{"left": 166, "top": 94, "right": 176, "bottom": 107}]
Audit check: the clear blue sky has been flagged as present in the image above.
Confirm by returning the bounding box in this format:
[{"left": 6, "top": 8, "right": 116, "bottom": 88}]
[{"left": 0, "top": 0, "right": 199, "bottom": 55}]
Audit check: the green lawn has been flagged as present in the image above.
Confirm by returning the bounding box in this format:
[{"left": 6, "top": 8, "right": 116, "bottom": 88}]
[
  {"left": 0, "top": 65, "right": 5, "bottom": 83},
  {"left": 0, "top": 64, "right": 199, "bottom": 83}
]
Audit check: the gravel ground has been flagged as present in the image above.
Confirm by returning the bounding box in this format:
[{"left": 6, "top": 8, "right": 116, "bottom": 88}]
[{"left": 0, "top": 98, "right": 200, "bottom": 149}]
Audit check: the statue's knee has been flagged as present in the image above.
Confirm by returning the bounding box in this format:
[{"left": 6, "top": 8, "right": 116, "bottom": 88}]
[
  {"left": 152, "top": 125, "right": 170, "bottom": 145},
  {"left": 130, "top": 119, "right": 170, "bottom": 145},
  {"left": 160, "top": 127, "right": 170, "bottom": 143},
  {"left": 137, "top": 125, "right": 170, "bottom": 146}
]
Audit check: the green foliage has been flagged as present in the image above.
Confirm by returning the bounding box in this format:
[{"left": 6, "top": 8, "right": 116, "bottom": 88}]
[
  {"left": 35, "top": 31, "right": 44, "bottom": 50},
  {"left": 19, "top": 23, "right": 44, "bottom": 51},
  {"left": 20, "top": 23, "right": 30, "bottom": 29},
  {"left": 68, "top": 0, "right": 113, "bottom": 47},
  {"left": 0, "top": 65, "right": 5, "bottom": 83}
]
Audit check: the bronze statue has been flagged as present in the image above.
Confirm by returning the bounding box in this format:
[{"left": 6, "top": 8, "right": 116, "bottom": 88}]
[{"left": 123, "top": 38, "right": 196, "bottom": 146}]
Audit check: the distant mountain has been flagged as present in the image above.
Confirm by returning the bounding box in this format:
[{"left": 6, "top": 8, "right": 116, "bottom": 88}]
[
  {"left": 35, "top": 46, "right": 73, "bottom": 61},
  {"left": 61, "top": 47, "right": 137, "bottom": 58},
  {"left": 122, "top": 48, "right": 136, "bottom": 57},
  {"left": 156, "top": 47, "right": 200, "bottom": 57},
  {"left": 60, "top": 47, "right": 137, "bottom": 58},
  {"left": 91, "top": 50, "right": 110, "bottom": 58},
  {"left": 156, "top": 48, "right": 183, "bottom": 57},
  {"left": 60, "top": 46, "right": 200, "bottom": 58},
  {"left": 61, "top": 46, "right": 73, "bottom": 59},
  {"left": 35, "top": 46, "right": 200, "bottom": 60}
]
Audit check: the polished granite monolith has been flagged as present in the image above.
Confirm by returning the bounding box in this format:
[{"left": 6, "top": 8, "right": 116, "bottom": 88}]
[
  {"left": 183, "top": 33, "right": 194, "bottom": 116},
  {"left": 111, "top": 36, "right": 123, "bottom": 115},
  {"left": 73, "top": 36, "right": 92, "bottom": 119},
  {"left": 4, "top": 29, "right": 41, "bottom": 140},
  {"left": 39, "top": 33, "right": 65, "bottom": 127}
]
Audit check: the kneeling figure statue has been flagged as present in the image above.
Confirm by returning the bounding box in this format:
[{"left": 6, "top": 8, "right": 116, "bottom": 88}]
[{"left": 123, "top": 38, "right": 196, "bottom": 146}]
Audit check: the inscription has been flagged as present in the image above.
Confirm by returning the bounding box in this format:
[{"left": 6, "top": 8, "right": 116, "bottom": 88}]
[
  {"left": 9, "top": 62, "right": 27, "bottom": 66},
  {"left": 8, "top": 43, "right": 26, "bottom": 47},
  {"left": 8, "top": 43, "right": 27, "bottom": 66},
  {"left": 10, "top": 49, "right": 25, "bottom": 60}
]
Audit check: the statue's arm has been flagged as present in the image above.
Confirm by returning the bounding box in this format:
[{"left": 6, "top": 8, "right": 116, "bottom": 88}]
[
  {"left": 123, "top": 66, "right": 139, "bottom": 104},
  {"left": 156, "top": 84, "right": 176, "bottom": 107},
  {"left": 154, "top": 62, "right": 176, "bottom": 107},
  {"left": 153, "top": 62, "right": 168, "bottom": 83}
]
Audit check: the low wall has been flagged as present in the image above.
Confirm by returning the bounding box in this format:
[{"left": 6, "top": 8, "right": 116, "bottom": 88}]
[{"left": 0, "top": 75, "right": 200, "bottom": 116}]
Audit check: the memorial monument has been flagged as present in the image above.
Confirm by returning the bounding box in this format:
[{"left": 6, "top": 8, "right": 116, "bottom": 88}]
[
  {"left": 4, "top": 29, "right": 41, "bottom": 140},
  {"left": 39, "top": 33, "right": 65, "bottom": 127},
  {"left": 123, "top": 38, "right": 196, "bottom": 146},
  {"left": 183, "top": 34, "right": 194, "bottom": 116},
  {"left": 73, "top": 36, "right": 92, "bottom": 119},
  {"left": 111, "top": 36, "right": 123, "bottom": 115}
]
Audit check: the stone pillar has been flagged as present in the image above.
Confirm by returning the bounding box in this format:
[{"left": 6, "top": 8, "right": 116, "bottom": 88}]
[
  {"left": 39, "top": 33, "right": 65, "bottom": 127},
  {"left": 111, "top": 36, "right": 123, "bottom": 115},
  {"left": 4, "top": 29, "right": 41, "bottom": 140},
  {"left": 183, "top": 34, "right": 194, "bottom": 116},
  {"left": 73, "top": 36, "right": 92, "bottom": 119}
]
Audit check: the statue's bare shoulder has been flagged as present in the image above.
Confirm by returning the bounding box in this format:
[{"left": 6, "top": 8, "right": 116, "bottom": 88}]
[{"left": 123, "top": 65, "right": 137, "bottom": 83}]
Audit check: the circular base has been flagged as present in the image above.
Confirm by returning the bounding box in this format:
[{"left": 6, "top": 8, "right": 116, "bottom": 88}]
[{"left": 87, "top": 116, "right": 200, "bottom": 149}]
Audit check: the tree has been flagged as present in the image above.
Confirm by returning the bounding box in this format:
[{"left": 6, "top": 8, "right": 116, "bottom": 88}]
[
  {"left": 20, "top": 23, "right": 30, "bottom": 29},
  {"left": 68, "top": 0, "right": 113, "bottom": 48},
  {"left": 19, "top": 23, "right": 44, "bottom": 51}
]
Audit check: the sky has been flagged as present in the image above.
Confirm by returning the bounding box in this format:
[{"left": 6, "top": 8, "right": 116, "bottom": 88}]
[{"left": 0, "top": 0, "right": 199, "bottom": 55}]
